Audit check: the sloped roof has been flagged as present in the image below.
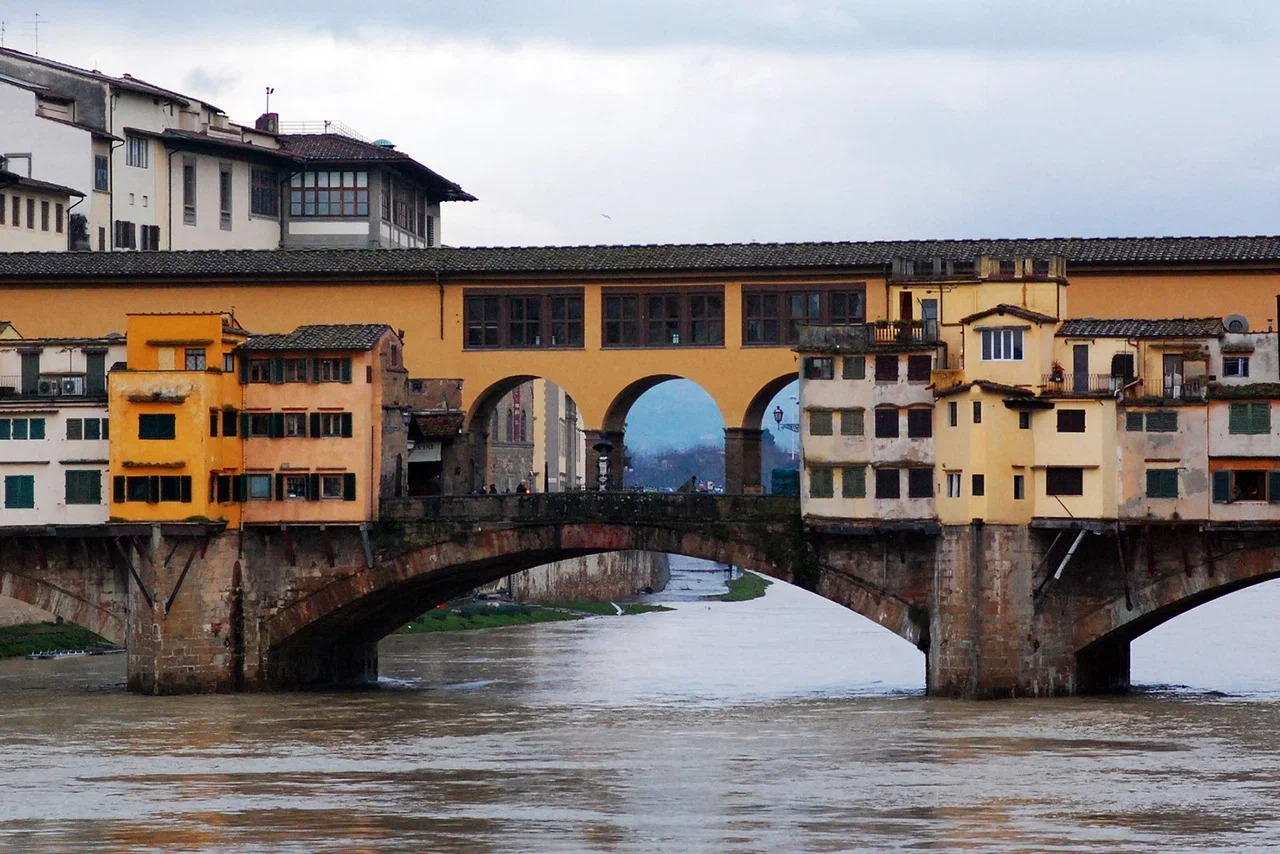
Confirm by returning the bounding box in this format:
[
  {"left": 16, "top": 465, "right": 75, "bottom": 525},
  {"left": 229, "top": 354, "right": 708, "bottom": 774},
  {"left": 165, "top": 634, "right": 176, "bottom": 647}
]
[
  {"left": 4, "top": 236, "right": 1280, "bottom": 281},
  {"left": 0, "top": 48, "right": 217, "bottom": 111},
  {"left": 0, "top": 170, "right": 84, "bottom": 197},
  {"left": 960, "top": 304, "right": 1059, "bottom": 325},
  {"left": 238, "top": 323, "right": 393, "bottom": 352},
  {"left": 279, "top": 133, "right": 475, "bottom": 201},
  {"left": 1056, "top": 318, "right": 1223, "bottom": 338},
  {"left": 935, "top": 380, "right": 1037, "bottom": 399}
]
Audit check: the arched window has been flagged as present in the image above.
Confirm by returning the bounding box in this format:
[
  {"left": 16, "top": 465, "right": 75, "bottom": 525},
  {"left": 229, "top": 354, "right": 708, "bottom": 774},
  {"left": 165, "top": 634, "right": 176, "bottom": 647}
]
[
  {"left": 506, "top": 408, "right": 514, "bottom": 442},
  {"left": 519, "top": 410, "right": 527, "bottom": 442}
]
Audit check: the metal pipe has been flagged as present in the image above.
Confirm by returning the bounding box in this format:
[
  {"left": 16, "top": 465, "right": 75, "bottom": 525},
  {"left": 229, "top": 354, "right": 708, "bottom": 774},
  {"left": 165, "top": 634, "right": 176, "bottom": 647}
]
[{"left": 1052, "top": 529, "right": 1087, "bottom": 580}]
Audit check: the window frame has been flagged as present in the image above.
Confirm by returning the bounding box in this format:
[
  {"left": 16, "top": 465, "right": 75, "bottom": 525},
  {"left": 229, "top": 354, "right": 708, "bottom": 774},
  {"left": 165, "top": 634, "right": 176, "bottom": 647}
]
[
  {"left": 874, "top": 468, "right": 900, "bottom": 499},
  {"left": 838, "top": 408, "right": 864, "bottom": 436},
  {"left": 184, "top": 348, "right": 207, "bottom": 371},
  {"left": 874, "top": 406, "right": 900, "bottom": 438},
  {"left": 842, "top": 356, "right": 866, "bottom": 380},
  {"left": 464, "top": 290, "right": 587, "bottom": 350},
  {"left": 906, "top": 407, "right": 933, "bottom": 439},
  {"left": 289, "top": 170, "right": 370, "bottom": 218},
  {"left": 907, "top": 468, "right": 933, "bottom": 499},
  {"left": 1228, "top": 402, "right": 1271, "bottom": 435},
  {"left": 808, "top": 409, "right": 833, "bottom": 436},
  {"left": 979, "top": 326, "right": 1025, "bottom": 361},
  {"left": 182, "top": 156, "right": 197, "bottom": 224},
  {"left": 250, "top": 167, "right": 280, "bottom": 217},
  {"left": 126, "top": 134, "right": 149, "bottom": 169},
  {"left": 94, "top": 155, "right": 109, "bottom": 191},
  {"left": 138, "top": 413, "right": 176, "bottom": 440},
  {"left": 808, "top": 467, "right": 834, "bottom": 499},
  {"left": 1046, "top": 466, "right": 1085, "bottom": 496},
  {"left": 1056, "top": 409, "right": 1086, "bottom": 433},
  {"left": 803, "top": 357, "right": 835, "bottom": 380},
  {"left": 741, "top": 284, "right": 866, "bottom": 346},
  {"left": 841, "top": 466, "right": 866, "bottom": 498},
  {"left": 946, "top": 472, "right": 961, "bottom": 498},
  {"left": 601, "top": 288, "right": 725, "bottom": 349},
  {"left": 1223, "top": 357, "right": 1250, "bottom": 378},
  {"left": 1145, "top": 468, "right": 1178, "bottom": 499}
]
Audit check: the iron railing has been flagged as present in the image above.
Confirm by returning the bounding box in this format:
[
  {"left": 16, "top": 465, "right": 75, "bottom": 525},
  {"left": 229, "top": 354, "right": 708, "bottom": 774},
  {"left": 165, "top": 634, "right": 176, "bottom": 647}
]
[
  {"left": 1127, "top": 376, "right": 1208, "bottom": 402},
  {"left": 1041, "top": 373, "right": 1128, "bottom": 395},
  {"left": 871, "top": 319, "right": 940, "bottom": 345}
]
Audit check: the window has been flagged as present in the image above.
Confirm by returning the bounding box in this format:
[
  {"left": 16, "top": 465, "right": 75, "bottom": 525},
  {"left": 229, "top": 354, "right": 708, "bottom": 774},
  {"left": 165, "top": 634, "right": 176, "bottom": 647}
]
[
  {"left": 465, "top": 293, "right": 586, "bottom": 349},
  {"left": 319, "top": 474, "right": 344, "bottom": 499},
  {"left": 946, "top": 472, "right": 961, "bottom": 498},
  {"left": 973, "top": 401, "right": 982, "bottom": 424},
  {"left": 689, "top": 293, "right": 725, "bottom": 345},
  {"left": 55, "top": 203, "right": 63, "bottom": 233},
  {"left": 907, "top": 408, "right": 932, "bottom": 438},
  {"left": 803, "top": 357, "right": 835, "bottom": 380},
  {"left": 1224, "top": 357, "right": 1250, "bottom": 378},
  {"left": 209, "top": 410, "right": 219, "bottom": 437},
  {"left": 742, "top": 286, "right": 866, "bottom": 345},
  {"left": 907, "top": 468, "right": 933, "bottom": 498},
  {"left": 387, "top": 176, "right": 425, "bottom": 235},
  {"left": 600, "top": 290, "right": 724, "bottom": 348},
  {"left": 283, "top": 474, "right": 308, "bottom": 499},
  {"left": 284, "top": 413, "right": 308, "bottom": 437},
  {"left": 113, "top": 219, "right": 137, "bottom": 249},
  {"left": 283, "top": 359, "right": 309, "bottom": 382},
  {"left": 0, "top": 192, "right": 4, "bottom": 224},
  {"left": 809, "top": 467, "right": 834, "bottom": 499},
  {"left": 1057, "top": 409, "right": 1086, "bottom": 433},
  {"left": 1013, "top": 474, "right": 1025, "bottom": 500},
  {"left": 246, "top": 413, "right": 272, "bottom": 437},
  {"left": 980, "top": 327, "right": 1024, "bottom": 361},
  {"left": 40, "top": 201, "right": 49, "bottom": 231},
  {"left": 223, "top": 353, "right": 235, "bottom": 373},
  {"left": 1019, "top": 411, "right": 1031, "bottom": 430},
  {"left": 248, "top": 360, "right": 271, "bottom": 383},
  {"left": 126, "top": 134, "right": 149, "bottom": 168},
  {"left": 94, "top": 155, "right": 109, "bottom": 191},
  {"left": 242, "top": 474, "right": 269, "bottom": 500},
  {"left": 1146, "top": 469, "right": 1178, "bottom": 499},
  {"left": 875, "top": 355, "right": 899, "bottom": 382},
  {"left": 1229, "top": 402, "right": 1271, "bottom": 435},
  {"left": 1146, "top": 411, "right": 1178, "bottom": 432},
  {"left": 839, "top": 409, "right": 864, "bottom": 436},
  {"left": 26, "top": 198, "right": 34, "bottom": 229},
  {"left": 4, "top": 475, "right": 34, "bottom": 509},
  {"left": 138, "top": 413, "right": 176, "bottom": 440},
  {"left": 843, "top": 356, "right": 865, "bottom": 380},
  {"left": 219, "top": 165, "right": 233, "bottom": 230},
  {"left": 875, "top": 468, "right": 900, "bottom": 499},
  {"left": 808, "top": 410, "right": 833, "bottom": 436},
  {"left": 65, "top": 470, "right": 101, "bottom": 505},
  {"left": 1213, "top": 469, "right": 1278, "bottom": 503},
  {"left": 948, "top": 401, "right": 958, "bottom": 427},
  {"left": 319, "top": 412, "right": 352, "bottom": 437},
  {"left": 426, "top": 215, "right": 435, "bottom": 245},
  {"left": 11, "top": 195, "right": 18, "bottom": 227},
  {"left": 289, "top": 170, "right": 369, "bottom": 217},
  {"left": 1046, "top": 467, "right": 1084, "bottom": 496},
  {"left": 250, "top": 168, "right": 279, "bottom": 217},
  {"left": 972, "top": 474, "right": 985, "bottom": 496},
  {"left": 0, "top": 418, "right": 45, "bottom": 440},
  {"left": 66, "top": 418, "right": 83, "bottom": 440},
  {"left": 138, "top": 224, "right": 161, "bottom": 250},
  {"left": 185, "top": 348, "right": 206, "bottom": 370},
  {"left": 222, "top": 409, "right": 238, "bottom": 437},
  {"left": 1125, "top": 411, "right": 1144, "bottom": 432},
  {"left": 907, "top": 355, "right": 932, "bottom": 382},
  {"left": 317, "top": 359, "right": 351, "bottom": 382},
  {"left": 182, "top": 158, "right": 196, "bottom": 224},
  {"left": 874, "top": 407, "right": 899, "bottom": 438},
  {"left": 842, "top": 467, "right": 866, "bottom": 498}
]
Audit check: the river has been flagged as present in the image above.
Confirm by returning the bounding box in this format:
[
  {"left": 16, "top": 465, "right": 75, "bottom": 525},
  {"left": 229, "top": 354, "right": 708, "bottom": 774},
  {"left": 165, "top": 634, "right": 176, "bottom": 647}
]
[{"left": 2, "top": 556, "right": 1280, "bottom": 852}]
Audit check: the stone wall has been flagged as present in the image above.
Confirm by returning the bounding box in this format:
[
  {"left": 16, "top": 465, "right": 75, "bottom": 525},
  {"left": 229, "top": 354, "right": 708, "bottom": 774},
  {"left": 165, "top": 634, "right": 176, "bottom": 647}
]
[
  {"left": 478, "top": 551, "right": 671, "bottom": 604},
  {"left": 0, "top": 598, "right": 54, "bottom": 627}
]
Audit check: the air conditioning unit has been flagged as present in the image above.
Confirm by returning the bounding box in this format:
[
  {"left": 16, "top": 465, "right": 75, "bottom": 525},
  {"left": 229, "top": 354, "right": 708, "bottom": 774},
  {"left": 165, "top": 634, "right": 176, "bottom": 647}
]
[
  {"left": 37, "top": 378, "right": 60, "bottom": 396},
  {"left": 61, "top": 376, "right": 85, "bottom": 396}
]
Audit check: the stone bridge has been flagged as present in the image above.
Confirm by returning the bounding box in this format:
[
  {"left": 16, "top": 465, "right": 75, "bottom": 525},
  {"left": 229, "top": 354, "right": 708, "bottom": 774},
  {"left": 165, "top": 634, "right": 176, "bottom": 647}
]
[{"left": 2, "top": 500, "right": 1279, "bottom": 698}]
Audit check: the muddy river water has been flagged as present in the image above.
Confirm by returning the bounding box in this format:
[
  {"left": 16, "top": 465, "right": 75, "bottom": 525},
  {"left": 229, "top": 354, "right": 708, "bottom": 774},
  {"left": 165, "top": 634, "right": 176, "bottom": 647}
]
[{"left": 2, "top": 557, "right": 1280, "bottom": 852}]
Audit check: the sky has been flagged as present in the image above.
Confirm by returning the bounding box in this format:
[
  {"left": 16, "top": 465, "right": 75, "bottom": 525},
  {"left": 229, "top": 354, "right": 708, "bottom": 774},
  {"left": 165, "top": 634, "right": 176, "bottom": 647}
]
[{"left": 5, "top": 1, "right": 1280, "bottom": 448}]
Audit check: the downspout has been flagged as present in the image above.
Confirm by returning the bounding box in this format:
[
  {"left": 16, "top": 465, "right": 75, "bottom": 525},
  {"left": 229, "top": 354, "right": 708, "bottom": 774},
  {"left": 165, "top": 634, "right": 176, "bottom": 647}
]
[
  {"left": 66, "top": 193, "right": 85, "bottom": 250},
  {"left": 437, "top": 270, "right": 444, "bottom": 340},
  {"left": 167, "top": 146, "right": 173, "bottom": 250}
]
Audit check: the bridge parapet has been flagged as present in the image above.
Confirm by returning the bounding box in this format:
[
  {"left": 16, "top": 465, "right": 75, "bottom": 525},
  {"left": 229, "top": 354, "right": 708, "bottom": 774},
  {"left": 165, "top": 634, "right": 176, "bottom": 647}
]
[{"left": 381, "top": 493, "right": 801, "bottom": 527}]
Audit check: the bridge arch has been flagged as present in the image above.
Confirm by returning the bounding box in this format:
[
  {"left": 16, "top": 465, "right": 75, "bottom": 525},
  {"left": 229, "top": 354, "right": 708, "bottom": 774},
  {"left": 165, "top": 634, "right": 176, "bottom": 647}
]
[{"left": 0, "top": 570, "right": 126, "bottom": 647}]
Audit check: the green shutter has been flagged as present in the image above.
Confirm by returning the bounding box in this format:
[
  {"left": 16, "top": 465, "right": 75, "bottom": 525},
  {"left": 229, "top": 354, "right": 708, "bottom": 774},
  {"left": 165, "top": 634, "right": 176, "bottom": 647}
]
[
  {"left": 180, "top": 476, "right": 192, "bottom": 504},
  {"left": 842, "top": 356, "right": 865, "bottom": 380},
  {"left": 4, "top": 475, "right": 34, "bottom": 509},
  {"left": 1125, "top": 411, "right": 1144, "bottom": 432},
  {"left": 310, "top": 412, "right": 322, "bottom": 438},
  {"left": 307, "top": 473, "right": 320, "bottom": 501},
  {"left": 270, "top": 412, "right": 285, "bottom": 439},
  {"left": 1229, "top": 403, "right": 1249, "bottom": 434},
  {"left": 29, "top": 418, "right": 45, "bottom": 440},
  {"left": 343, "top": 472, "right": 357, "bottom": 501},
  {"left": 1146, "top": 411, "right": 1178, "bottom": 432},
  {"left": 148, "top": 475, "right": 160, "bottom": 504},
  {"left": 241, "top": 412, "right": 251, "bottom": 438},
  {"left": 341, "top": 412, "right": 353, "bottom": 438},
  {"left": 271, "top": 357, "right": 285, "bottom": 384},
  {"left": 113, "top": 475, "right": 126, "bottom": 504},
  {"left": 238, "top": 353, "right": 249, "bottom": 384},
  {"left": 311, "top": 357, "right": 321, "bottom": 383},
  {"left": 1269, "top": 472, "right": 1280, "bottom": 503},
  {"left": 89, "top": 471, "right": 101, "bottom": 504},
  {"left": 1146, "top": 469, "right": 1177, "bottom": 499},
  {"left": 842, "top": 466, "right": 866, "bottom": 498},
  {"left": 1212, "top": 470, "right": 1231, "bottom": 503},
  {"left": 85, "top": 352, "right": 106, "bottom": 395},
  {"left": 1252, "top": 402, "right": 1272, "bottom": 435},
  {"left": 0, "top": 419, "right": 8, "bottom": 440},
  {"left": 340, "top": 358, "right": 352, "bottom": 383},
  {"left": 275, "top": 474, "right": 285, "bottom": 501},
  {"left": 102, "top": 418, "right": 109, "bottom": 440}
]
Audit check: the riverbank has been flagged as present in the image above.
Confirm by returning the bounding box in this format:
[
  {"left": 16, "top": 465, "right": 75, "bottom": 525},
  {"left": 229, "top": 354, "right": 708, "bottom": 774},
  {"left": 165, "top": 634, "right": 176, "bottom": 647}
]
[
  {"left": 397, "top": 601, "right": 672, "bottom": 634},
  {"left": 0, "top": 622, "right": 114, "bottom": 659},
  {"left": 718, "top": 571, "right": 772, "bottom": 602}
]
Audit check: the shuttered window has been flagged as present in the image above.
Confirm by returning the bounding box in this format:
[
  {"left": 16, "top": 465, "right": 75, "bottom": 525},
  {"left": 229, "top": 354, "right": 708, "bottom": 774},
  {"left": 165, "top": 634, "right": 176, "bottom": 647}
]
[
  {"left": 1146, "top": 411, "right": 1178, "bottom": 432},
  {"left": 875, "top": 468, "right": 900, "bottom": 499},
  {"left": 808, "top": 410, "right": 833, "bottom": 436},
  {"left": 4, "top": 475, "right": 34, "bottom": 509},
  {"left": 65, "top": 470, "right": 102, "bottom": 505},
  {"left": 907, "top": 468, "right": 933, "bottom": 498},
  {"left": 1229, "top": 402, "right": 1270, "bottom": 435},
  {"left": 874, "top": 355, "right": 898, "bottom": 382},
  {"left": 874, "top": 407, "right": 899, "bottom": 438},
  {"left": 1046, "top": 467, "right": 1084, "bottom": 496},
  {"left": 907, "top": 408, "right": 932, "bottom": 438},
  {"left": 839, "top": 409, "right": 864, "bottom": 436},
  {"left": 906, "top": 355, "right": 932, "bottom": 382},
  {"left": 138, "top": 414, "right": 176, "bottom": 440},
  {"left": 1125, "top": 411, "right": 1145, "bottom": 431},
  {"left": 1145, "top": 469, "right": 1178, "bottom": 499},
  {"left": 1057, "top": 409, "right": 1086, "bottom": 433},
  {"left": 841, "top": 467, "right": 866, "bottom": 498},
  {"left": 842, "top": 356, "right": 865, "bottom": 379},
  {"left": 808, "top": 468, "right": 834, "bottom": 499}
]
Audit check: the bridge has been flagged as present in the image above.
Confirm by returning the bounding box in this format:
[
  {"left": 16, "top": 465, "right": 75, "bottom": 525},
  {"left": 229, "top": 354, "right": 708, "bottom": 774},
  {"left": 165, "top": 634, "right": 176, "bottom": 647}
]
[{"left": 2, "top": 496, "right": 1280, "bottom": 697}]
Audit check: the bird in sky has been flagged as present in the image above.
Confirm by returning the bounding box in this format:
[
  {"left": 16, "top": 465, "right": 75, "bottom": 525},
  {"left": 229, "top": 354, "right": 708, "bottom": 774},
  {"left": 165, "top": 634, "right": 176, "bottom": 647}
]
[{"left": 601, "top": 213, "right": 612, "bottom": 220}]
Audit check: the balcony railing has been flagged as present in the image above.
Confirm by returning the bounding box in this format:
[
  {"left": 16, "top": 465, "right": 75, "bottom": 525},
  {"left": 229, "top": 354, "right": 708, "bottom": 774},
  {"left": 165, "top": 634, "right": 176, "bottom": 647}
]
[
  {"left": 1041, "top": 373, "right": 1127, "bottom": 395},
  {"left": 1127, "top": 376, "right": 1208, "bottom": 402},
  {"left": 1039, "top": 373, "right": 1209, "bottom": 402},
  {"left": 872, "top": 319, "right": 940, "bottom": 346},
  {"left": 0, "top": 375, "right": 100, "bottom": 398}
]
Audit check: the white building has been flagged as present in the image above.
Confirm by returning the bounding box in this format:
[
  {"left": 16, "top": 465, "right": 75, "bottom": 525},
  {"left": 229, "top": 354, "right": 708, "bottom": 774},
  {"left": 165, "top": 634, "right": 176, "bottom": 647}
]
[
  {"left": 0, "top": 48, "right": 473, "bottom": 252},
  {"left": 0, "top": 326, "right": 125, "bottom": 525},
  {"left": 0, "top": 169, "right": 84, "bottom": 251}
]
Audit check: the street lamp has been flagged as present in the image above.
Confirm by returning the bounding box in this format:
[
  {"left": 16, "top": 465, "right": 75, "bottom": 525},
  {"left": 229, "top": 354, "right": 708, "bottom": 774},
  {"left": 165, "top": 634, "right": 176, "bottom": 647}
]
[
  {"left": 773, "top": 405, "right": 783, "bottom": 427},
  {"left": 592, "top": 433, "right": 613, "bottom": 491}
]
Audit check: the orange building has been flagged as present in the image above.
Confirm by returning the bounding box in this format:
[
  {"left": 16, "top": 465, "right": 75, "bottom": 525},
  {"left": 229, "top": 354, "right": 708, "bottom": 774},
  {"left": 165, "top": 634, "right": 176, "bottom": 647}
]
[{"left": 238, "top": 324, "right": 410, "bottom": 525}]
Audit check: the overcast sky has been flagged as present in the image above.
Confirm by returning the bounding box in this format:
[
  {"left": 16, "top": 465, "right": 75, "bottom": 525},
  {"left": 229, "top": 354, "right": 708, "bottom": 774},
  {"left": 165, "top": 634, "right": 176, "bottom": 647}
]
[{"left": 4, "top": 0, "right": 1280, "bottom": 247}]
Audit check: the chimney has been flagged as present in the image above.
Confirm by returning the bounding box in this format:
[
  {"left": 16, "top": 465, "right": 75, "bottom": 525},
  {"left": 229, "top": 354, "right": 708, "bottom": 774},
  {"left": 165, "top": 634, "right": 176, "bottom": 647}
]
[{"left": 255, "top": 112, "right": 279, "bottom": 134}]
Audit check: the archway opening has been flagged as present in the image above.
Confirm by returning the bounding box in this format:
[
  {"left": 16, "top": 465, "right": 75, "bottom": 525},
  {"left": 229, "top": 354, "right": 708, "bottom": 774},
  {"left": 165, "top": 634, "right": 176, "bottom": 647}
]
[{"left": 608, "top": 376, "right": 725, "bottom": 492}]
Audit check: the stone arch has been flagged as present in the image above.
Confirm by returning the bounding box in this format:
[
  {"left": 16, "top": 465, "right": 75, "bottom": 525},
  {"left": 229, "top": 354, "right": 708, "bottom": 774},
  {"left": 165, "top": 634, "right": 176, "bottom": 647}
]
[
  {"left": 601, "top": 375, "right": 726, "bottom": 490},
  {"left": 0, "top": 571, "right": 126, "bottom": 647},
  {"left": 259, "top": 520, "right": 926, "bottom": 688},
  {"left": 742, "top": 373, "right": 799, "bottom": 431}
]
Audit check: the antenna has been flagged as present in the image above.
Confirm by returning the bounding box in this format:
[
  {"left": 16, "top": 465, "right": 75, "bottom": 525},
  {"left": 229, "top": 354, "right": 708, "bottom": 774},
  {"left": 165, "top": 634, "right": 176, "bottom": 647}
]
[
  {"left": 1, "top": 21, "right": 6, "bottom": 49},
  {"left": 22, "top": 12, "right": 45, "bottom": 55},
  {"left": 265, "top": 86, "right": 275, "bottom": 113}
]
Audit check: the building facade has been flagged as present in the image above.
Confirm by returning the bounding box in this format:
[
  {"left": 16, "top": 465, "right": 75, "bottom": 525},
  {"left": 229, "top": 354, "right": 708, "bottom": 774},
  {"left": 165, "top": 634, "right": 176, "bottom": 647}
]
[
  {"left": 0, "top": 328, "right": 124, "bottom": 524},
  {"left": 0, "top": 170, "right": 85, "bottom": 251}
]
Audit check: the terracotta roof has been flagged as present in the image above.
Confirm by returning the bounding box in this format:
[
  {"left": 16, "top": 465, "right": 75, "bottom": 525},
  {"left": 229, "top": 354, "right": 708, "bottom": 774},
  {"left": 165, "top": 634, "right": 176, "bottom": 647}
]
[
  {"left": 238, "top": 323, "right": 393, "bottom": 352},
  {"left": 411, "top": 411, "right": 465, "bottom": 439},
  {"left": 960, "top": 304, "right": 1059, "bottom": 325},
  {"left": 1056, "top": 318, "right": 1223, "bottom": 338},
  {"left": 279, "top": 133, "right": 475, "bottom": 201},
  {"left": 0, "top": 170, "right": 84, "bottom": 198},
  {"left": 6, "top": 236, "right": 1280, "bottom": 281},
  {"left": 935, "top": 380, "right": 1036, "bottom": 399}
]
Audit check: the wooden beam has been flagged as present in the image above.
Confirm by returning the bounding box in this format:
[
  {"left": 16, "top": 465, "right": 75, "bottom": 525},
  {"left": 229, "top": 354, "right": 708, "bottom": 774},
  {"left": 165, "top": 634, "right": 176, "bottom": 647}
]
[
  {"left": 1204, "top": 532, "right": 1216, "bottom": 578},
  {"left": 1177, "top": 526, "right": 1193, "bottom": 577},
  {"left": 114, "top": 536, "right": 154, "bottom": 610}
]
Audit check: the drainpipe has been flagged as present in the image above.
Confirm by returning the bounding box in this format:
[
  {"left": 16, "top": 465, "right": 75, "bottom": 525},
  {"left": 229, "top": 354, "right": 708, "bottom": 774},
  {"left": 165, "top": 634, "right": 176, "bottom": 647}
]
[
  {"left": 167, "top": 146, "right": 173, "bottom": 250},
  {"left": 437, "top": 270, "right": 444, "bottom": 340}
]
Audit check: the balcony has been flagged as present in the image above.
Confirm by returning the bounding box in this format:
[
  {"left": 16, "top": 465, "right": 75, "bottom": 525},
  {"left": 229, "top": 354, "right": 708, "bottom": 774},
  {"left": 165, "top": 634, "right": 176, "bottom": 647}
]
[
  {"left": 1126, "top": 376, "right": 1208, "bottom": 403},
  {"left": 1041, "top": 373, "right": 1127, "bottom": 396},
  {"left": 872, "top": 319, "right": 940, "bottom": 346},
  {"left": 0, "top": 375, "right": 101, "bottom": 399}
]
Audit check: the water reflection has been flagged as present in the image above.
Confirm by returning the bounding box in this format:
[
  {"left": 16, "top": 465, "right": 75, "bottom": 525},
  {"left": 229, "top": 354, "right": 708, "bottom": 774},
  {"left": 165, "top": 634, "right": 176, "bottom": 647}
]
[{"left": 0, "top": 560, "right": 1279, "bottom": 851}]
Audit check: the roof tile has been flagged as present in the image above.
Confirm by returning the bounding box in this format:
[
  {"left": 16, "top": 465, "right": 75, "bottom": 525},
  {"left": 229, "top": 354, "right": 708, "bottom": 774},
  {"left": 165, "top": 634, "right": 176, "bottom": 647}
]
[
  {"left": 238, "top": 324, "right": 393, "bottom": 352},
  {"left": 1056, "top": 318, "right": 1223, "bottom": 338}
]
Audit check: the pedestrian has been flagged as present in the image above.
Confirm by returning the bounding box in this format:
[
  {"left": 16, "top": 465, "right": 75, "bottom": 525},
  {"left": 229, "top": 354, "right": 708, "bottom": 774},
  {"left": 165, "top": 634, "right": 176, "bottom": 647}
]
[
  {"left": 487, "top": 483, "right": 498, "bottom": 495},
  {"left": 516, "top": 482, "right": 529, "bottom": 494}
]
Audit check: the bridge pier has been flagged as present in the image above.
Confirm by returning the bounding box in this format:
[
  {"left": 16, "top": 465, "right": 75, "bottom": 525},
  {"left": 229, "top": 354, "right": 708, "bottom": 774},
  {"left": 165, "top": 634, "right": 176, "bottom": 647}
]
[{"left": 724, "top": 428, "right": 763, "bottom": 494}]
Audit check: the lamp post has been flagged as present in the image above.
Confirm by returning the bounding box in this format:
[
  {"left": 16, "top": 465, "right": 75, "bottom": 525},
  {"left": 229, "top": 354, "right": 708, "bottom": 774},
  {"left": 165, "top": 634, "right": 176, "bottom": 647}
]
[{"left": 592, "top": 433, "right": 613, "bottom": 491}]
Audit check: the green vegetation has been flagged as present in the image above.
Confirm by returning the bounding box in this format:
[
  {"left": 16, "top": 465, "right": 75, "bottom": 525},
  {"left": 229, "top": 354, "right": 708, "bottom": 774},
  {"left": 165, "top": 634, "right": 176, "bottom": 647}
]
[
  {"left": 718, "top": 571, "right": 773, "bottom": 602},
  {"left": 0, "top": 622, "right": 114, "bottom": 659},
  {"left": 397, "top": 601, "right": 672, "bottom": 634}
]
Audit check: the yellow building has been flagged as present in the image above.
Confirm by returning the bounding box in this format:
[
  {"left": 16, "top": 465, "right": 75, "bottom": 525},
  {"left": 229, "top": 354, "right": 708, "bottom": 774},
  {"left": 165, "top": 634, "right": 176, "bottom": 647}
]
[
  {"left": 237, "top": 324, "right": 410, "bottom": 524},
  {"left": 108, "top": 312, "right": 247, "bottom": 524}
]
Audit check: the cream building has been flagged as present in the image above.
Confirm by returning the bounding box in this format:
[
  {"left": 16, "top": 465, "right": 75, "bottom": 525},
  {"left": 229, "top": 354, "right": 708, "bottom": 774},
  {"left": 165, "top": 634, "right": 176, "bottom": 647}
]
[{"left": 0, "top": 170, "right": 84, "bottom": 251}]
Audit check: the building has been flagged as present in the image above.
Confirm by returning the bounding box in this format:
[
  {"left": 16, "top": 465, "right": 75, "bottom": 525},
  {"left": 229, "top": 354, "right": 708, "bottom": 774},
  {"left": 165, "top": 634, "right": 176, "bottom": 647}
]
[
  {"left": 797, "top": 323, "right": 943, "bottom": 523},
  {"left": 0, "top": 326, "right": 125, "bottom": 524},
  {"left": 0, "top": 169, "right": 85, "bottom": 251},
  {"left": 0, "top": 48, "right": 473, "bottom": 252},
  {"left": 533, "top": 380, "right": 586, "bottom": 492},
  {"left": 237, "top": 324, "right": 410, "bottom": 524},
  {"left": 405, "top": 377, "right": 465, "bottom": 496},
  {"left": 107, "top": 312, "right": 248, "bottom": 524}
]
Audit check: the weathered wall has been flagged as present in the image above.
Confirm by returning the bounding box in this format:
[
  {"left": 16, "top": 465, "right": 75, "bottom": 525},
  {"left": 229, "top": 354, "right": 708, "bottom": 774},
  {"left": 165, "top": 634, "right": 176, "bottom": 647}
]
[
  {"left": 0, "top": 597, "right": 54, "bottom": 627},
  {"left": 477, "top": 550, "right": 670, "bottom": 603}
]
